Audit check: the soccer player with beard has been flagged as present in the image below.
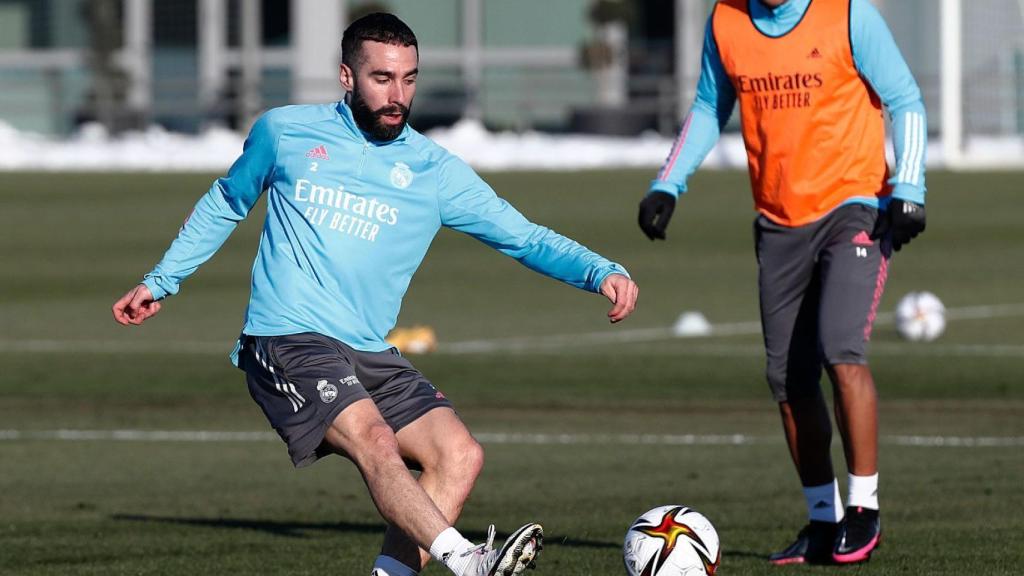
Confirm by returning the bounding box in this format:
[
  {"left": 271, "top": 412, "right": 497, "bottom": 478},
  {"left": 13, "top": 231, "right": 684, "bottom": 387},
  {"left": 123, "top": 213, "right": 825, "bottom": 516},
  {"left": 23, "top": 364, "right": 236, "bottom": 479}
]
[
  {"left": 113, "top": 13, "right": 638, "bottom": 576},
  {"left": 637, "top": 0, "right": 926, "bottom": 566}
]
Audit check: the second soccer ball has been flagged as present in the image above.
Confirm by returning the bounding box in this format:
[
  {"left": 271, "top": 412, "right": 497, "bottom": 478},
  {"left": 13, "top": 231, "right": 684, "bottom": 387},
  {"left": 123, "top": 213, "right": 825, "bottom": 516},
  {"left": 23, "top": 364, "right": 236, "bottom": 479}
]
[{"left": 895, "top": 291, "right": 946, "bottom": 342}]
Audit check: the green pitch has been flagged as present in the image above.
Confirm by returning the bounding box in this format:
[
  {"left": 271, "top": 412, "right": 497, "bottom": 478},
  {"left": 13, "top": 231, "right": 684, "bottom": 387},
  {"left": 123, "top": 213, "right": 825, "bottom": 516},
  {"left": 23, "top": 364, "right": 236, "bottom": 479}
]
[{"left": 1, "top": 170, "right": 1022, "bottom": 575}]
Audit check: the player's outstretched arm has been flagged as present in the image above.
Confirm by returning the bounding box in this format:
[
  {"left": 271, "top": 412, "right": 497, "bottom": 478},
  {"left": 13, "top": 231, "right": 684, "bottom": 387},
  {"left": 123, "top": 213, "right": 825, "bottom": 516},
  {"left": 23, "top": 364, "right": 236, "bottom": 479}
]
[
  {"left": 600, "top": 273, "right": 639, "bottom": 323},
  {"left": 438, "top": 155, "right": 629, "bottom": 296},
  {"left": 112, "top": 284, "right": 161, "bottom": 326},
  {"left": 137, "top": 110, "right": 280, "bottom": 302}
]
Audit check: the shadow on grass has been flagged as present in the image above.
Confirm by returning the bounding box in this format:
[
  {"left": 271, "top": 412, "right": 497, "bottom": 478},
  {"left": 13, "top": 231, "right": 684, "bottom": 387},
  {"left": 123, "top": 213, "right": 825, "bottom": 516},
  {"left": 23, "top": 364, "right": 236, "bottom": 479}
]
[
  {"left": 111, "top": 513, "right": 385, "bottom": 539},
  {"left": 111, "top": 513, "right": 619, "bottom": 549},
  {"left": 720, "top": 549, "right": 769, "bottom": 560}
]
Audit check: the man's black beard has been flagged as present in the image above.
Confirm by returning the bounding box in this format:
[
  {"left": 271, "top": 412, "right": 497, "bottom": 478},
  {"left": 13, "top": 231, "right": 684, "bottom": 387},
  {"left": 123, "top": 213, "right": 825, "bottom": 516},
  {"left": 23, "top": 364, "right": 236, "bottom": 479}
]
[{"left": 349, "top": 90, "right": 411, "bottom": 142}]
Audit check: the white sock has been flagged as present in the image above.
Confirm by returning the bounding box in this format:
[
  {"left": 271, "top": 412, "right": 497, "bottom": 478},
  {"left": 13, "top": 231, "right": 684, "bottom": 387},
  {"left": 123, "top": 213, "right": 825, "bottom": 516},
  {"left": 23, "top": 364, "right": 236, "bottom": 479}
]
[
  {"left": 429, "top": 527, "right": 475, "bottom": 575},
  {"left": 847, "top": 472, "right": 879, "bottom": 510},
  {"left": 804, "top": 479, "right": 844, "bottom": 522},
  {"left": 372, "top": 555, "right": 418, "bottom": 576}
]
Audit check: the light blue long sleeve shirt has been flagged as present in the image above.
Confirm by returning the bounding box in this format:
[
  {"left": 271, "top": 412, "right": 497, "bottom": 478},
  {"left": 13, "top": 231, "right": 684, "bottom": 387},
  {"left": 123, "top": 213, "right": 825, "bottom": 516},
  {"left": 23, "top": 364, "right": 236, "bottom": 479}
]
[
  {"left": 143, "top": 101, "right": 627, "bottom": 356},
  {"left": 650, "top": 0, "right": 927, "bottom": 208}
]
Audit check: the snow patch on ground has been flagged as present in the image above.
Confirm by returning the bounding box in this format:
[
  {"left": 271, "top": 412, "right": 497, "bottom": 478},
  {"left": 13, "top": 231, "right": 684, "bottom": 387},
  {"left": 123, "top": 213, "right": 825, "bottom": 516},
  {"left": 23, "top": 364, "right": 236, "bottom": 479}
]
[{"left": 0, "top": 119, "right": 1019, "bottom": 172}]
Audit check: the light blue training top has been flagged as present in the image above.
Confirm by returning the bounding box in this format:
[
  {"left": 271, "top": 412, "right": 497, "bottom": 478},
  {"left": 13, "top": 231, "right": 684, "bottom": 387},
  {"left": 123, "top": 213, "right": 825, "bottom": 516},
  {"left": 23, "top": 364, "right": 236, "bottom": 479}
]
[
  {"left": 142, "top": 101, "right": 628, "bottom": 358},
  {"left": 650, "top": 0, "right": 927, "bottom": 208}
]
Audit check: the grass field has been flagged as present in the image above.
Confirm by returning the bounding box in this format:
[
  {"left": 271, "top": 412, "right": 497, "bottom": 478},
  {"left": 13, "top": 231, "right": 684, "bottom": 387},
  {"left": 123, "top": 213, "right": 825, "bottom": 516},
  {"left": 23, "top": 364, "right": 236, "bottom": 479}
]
[{"left": 1, "top": 169, "right": 1023, "bottom": 575}]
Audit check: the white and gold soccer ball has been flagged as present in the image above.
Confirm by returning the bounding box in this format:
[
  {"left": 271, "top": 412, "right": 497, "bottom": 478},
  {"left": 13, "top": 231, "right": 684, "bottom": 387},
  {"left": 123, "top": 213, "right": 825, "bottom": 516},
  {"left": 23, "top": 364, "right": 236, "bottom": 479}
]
[
  {"left": 895, "top": 291, "right": 946, "bottom": 342},
  {"left": 623, "top": 505, "right": 721, "bottom": 576}
]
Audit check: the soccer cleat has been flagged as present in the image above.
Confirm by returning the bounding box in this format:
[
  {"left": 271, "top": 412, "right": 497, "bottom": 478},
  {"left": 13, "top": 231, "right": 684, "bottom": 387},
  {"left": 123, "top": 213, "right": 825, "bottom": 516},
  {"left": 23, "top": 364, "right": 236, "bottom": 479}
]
[
  {"left": 768, "top": 520, "right": 838, "bottom": 565},
  {"left": 461, "top": 523, "right": 544, "bottom": 576},
  {"left": 833, "top": 506, "right": 881, "bottom": 564}
]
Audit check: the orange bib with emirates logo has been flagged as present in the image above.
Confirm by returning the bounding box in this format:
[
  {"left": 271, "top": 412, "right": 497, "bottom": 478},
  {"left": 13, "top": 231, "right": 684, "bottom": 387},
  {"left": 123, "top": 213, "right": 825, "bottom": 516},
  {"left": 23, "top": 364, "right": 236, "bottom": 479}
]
[{"left": 712, "top": 0, "right": 890, "bottom": 226}]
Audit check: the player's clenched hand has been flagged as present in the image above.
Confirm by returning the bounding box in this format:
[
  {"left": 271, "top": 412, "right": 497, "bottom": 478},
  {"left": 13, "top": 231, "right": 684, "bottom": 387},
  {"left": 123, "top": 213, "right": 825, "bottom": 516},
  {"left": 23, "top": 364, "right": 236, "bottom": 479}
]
[
  {"left": 874, "top": 199, "right": 926, "bottom": 252},
  {"left": 112, "top": 284, "right": 162, "bottom": 326},
  {"left": 600, "top": 273, "right": 638, "bottom": 323},
  {"left": 888, "top": 199, "right": 926, "bottom": 251},
  {"left": 638, "top": 191, "right": 676, "bottom": 241}
]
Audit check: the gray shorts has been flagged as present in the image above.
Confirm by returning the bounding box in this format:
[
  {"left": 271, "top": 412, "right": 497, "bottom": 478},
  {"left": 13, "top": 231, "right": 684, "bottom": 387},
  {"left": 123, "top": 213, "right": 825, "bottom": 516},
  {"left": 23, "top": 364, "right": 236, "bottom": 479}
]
[
  {"left": 755, "top": 204, "right": 891, "bottom": 402},
  {"left": 237, "top": 332, "right": 453, "bottom": 468}
]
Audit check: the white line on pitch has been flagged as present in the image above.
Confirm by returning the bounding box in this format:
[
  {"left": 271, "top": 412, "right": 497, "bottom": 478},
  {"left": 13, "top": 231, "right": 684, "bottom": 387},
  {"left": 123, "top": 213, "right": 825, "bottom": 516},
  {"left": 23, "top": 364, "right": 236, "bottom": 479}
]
[
  {"left": 464, "top": 342, "right": 1024, "bottom": 358},
  {"left": 440, "top": 303, "right": 1024, "bottom": 353},
  {"left": 0, "top": 429, "right": 275, "bottom": 442},
  {"left": 0, "top": 339, "right": 229, "bottom": 354},
  {"left": 2, "top": 303, "right": 1024, "bottom": 356},
  {"left": 1, "top": 429, "right": 1022, "bottom": 448}
]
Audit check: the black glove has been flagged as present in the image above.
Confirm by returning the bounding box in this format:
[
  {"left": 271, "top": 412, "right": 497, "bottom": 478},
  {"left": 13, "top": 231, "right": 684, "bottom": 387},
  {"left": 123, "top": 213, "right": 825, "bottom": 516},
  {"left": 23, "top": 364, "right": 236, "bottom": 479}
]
[
  {"left": 876, "top": 199, "right": 926, "bottom": 252},
  {"left": 638, "top": 192, "right": 677, "bottom": 241}
]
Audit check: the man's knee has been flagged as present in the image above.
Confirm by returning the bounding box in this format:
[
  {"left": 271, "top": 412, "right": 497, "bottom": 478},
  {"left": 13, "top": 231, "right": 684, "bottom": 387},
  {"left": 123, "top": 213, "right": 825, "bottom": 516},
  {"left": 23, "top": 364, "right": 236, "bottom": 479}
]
[
  {"left": 827, "top": 363, "right": 875, "bottom": 395},
  {"left": 828, "top": 362, "right": 872, "bottom": 382},
  {"left": 364, "top": 421, "right": 401, "bottom": 453},
  {"left": 438, "top": 435, "right": 484, "bottom": 480},
  {"left": 330, "top": 417, "right": 403, "bottom": 465},
  {"left": 418, "top": 434, "right": 484, "bottom": 489},
  {"left": 396, "top": 410, "right": 485, "bottom": 482},
  {"left": 458, "top": 436, "right": 485, "bottom": 479}
]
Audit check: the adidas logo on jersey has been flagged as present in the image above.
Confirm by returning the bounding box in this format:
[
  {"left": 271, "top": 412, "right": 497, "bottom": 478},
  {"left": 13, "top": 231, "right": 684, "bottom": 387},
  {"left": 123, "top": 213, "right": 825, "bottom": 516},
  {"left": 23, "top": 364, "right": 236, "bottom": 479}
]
[
  {"left": 808, "top": 47, "right": 822, "bottom": 59},
  {"left": 305, "top": 144, "right": 330, "bottom": 160}
]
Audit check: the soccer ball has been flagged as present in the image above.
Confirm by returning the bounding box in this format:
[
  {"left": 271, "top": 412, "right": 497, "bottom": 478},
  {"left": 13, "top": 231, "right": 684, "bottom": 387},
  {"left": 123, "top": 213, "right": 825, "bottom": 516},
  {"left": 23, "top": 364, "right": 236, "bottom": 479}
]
[
  {"left": 895, "top": 291, "right": 946, "bottom": 342},
  {"left": 623, "top": 505, "right": 721, "bottom": 576}
]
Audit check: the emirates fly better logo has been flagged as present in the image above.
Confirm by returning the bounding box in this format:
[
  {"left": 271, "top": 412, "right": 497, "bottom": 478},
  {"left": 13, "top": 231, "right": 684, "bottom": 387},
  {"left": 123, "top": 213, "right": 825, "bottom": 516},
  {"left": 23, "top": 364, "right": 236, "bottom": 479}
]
[
  {"left": 736, "top": 70, "right": 824, "bottom": 112},
  {"left": 293, "top": 178, "right": 401, "bottom": 243}
]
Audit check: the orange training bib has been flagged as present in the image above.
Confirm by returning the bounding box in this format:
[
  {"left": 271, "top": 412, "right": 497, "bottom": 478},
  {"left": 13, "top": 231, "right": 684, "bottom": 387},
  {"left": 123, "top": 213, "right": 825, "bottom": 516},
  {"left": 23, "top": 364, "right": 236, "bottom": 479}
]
[{"left": 712, "top": 0, "right": 890, "bottom": 226}]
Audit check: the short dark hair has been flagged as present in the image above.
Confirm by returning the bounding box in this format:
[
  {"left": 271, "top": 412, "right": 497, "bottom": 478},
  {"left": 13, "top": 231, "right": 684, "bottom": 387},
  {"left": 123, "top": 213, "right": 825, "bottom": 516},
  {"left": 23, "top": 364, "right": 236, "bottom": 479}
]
[{"left": 341, "top": 13, "right": 418, "bottom": 69}]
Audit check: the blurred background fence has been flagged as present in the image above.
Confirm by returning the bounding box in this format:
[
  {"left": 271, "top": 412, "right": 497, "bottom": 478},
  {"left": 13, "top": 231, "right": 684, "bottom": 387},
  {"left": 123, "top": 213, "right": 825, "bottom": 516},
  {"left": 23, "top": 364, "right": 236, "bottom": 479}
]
[{"left": 0, "top": 0, "right": 1022, "bottom": 167}]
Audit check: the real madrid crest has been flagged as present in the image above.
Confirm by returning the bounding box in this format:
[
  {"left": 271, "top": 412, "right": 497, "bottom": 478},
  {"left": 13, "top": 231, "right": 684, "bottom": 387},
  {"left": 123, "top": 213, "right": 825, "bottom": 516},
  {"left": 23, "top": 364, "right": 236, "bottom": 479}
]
[
  {"left": 316, "top": 379, "right": 339, "bottom": 403},
  {"left": 390, "top": 162, "right": 413, "bottom": 189}
]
